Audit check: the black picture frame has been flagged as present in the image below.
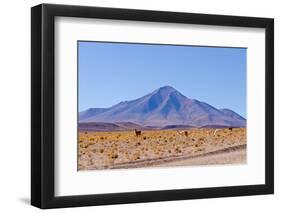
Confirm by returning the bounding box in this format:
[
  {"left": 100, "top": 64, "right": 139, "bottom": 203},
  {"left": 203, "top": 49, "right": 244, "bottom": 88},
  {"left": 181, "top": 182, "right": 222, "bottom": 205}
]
[{"left": 31, "top": 3, "right": 274, "bottom": 209}]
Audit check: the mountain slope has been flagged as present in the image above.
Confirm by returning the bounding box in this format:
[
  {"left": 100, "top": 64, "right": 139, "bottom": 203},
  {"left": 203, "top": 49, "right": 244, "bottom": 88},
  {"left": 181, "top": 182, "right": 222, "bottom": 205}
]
[{"left": 79, "top": 86, "right": 246, "bottom": 127}]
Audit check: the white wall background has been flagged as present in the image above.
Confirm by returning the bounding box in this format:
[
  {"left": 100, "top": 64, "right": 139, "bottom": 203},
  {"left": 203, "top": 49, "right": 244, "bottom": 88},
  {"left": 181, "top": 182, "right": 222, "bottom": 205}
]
[{"left": 0, "top": 0, "right": 279, "bottom": 212}]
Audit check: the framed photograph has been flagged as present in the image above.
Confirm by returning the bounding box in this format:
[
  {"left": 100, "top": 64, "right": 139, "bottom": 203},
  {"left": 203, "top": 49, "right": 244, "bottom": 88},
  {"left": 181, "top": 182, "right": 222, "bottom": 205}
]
[{"left": 31, "top": 3, "right": 274, "bottom": 209}]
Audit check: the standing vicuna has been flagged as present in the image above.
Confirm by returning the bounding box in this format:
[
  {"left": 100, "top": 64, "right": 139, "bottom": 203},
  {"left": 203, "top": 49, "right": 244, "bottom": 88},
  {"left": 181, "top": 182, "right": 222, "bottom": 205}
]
[
  {"left": 177, "top": 130, "right": 188, "bottom": 137},
  {"left": 213, "top": 129, "right": 220, "bottom": 136},
  {"left": 135, "top": 129, "right": 141, "bottom": 137}
]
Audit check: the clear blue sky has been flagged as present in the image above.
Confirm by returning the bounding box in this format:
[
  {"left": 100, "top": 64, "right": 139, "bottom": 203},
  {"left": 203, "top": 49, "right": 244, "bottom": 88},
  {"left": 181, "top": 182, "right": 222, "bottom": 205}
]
[{"left": 78, "top": 41, "right": 246, "bottom": 117}]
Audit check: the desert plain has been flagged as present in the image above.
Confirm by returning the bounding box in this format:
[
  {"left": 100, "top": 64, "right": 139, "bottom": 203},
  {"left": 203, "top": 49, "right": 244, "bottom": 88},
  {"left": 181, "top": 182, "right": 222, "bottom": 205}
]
[{"left": 78, "top": 128, "right": 246, "bottom": 170}]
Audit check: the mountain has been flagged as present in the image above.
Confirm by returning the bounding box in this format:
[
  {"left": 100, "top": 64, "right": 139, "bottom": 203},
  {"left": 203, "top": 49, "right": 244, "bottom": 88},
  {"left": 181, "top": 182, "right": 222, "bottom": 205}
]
[
  {"left": 79, "top": 108, "right": 107, "bottom": 121},
  {"left": 220, "top": 108, "right": 246, "bottom": 121},
  {"left": 79, "top": 86, "right": 246, "bottom": 128}
]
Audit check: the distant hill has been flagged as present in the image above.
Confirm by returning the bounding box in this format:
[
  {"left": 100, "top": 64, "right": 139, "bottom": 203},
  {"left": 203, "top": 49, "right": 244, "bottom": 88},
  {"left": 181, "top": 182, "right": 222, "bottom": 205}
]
[
  {"left": 79, "top": 86, "right": 246, "bottom": 128},
  {"left": 161, "top": 124, "right": 195, "bottom": 130},
  {"left": 79, "top": 122, "right": 148, "bottom": 132},
  {"left": 200, "top": 124, "right": 238, "bottom": 129}
]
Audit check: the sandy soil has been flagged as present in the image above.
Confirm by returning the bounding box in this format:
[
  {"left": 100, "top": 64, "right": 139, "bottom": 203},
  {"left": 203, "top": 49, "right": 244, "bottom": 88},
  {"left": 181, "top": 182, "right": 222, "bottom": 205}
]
[
  {"left": 78, "top": 128, "right": 246, "bottom": 170},
  {"left": 152, "top": 145, "right": 246, "bottom": 167}
]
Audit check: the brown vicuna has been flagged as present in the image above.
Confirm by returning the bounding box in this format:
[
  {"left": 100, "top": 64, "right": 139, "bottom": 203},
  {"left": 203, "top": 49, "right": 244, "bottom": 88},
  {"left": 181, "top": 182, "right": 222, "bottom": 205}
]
[{"left": 135, "top": 129, "right": 141, "bottom": 137}]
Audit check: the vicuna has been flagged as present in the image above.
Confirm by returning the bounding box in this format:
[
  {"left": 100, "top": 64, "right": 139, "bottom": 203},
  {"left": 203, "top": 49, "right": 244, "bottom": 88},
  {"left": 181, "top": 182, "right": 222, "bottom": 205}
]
[{"left": 135, "top": 129, "right": 141, "bottom": 137}]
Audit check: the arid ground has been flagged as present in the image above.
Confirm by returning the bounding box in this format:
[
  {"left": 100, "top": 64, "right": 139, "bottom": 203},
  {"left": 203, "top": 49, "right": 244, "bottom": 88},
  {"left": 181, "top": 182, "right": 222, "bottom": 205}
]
[{"left": 78, "top": 128, "right": 246, "bottom": 170}]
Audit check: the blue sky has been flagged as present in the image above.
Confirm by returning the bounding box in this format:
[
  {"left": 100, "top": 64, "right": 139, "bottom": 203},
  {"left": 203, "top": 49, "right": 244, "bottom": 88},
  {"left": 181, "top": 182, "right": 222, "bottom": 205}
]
[{"left": 78, "top": 41, "right": 246, "bottom": 117}]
